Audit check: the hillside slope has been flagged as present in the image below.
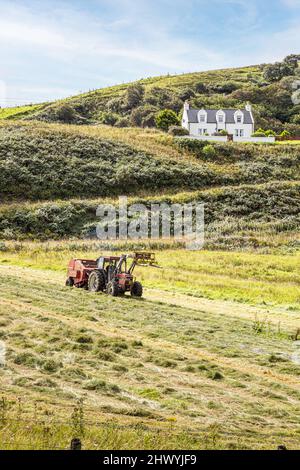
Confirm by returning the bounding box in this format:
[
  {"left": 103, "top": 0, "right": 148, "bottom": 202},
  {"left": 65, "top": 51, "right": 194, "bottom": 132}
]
[
  {"left": 1, "top": 58, "right": 300, "bottom": 135},
  {"left": 0, "top": 121, "right": 299, "bottom": 250}
]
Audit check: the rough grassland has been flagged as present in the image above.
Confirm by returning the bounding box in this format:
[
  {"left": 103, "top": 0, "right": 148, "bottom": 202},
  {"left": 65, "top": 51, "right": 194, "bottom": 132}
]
[
  {"left": 0, "top": 65, "right": 261, "bottom": 122},
  {"left": 0, "top": 248, "right": 299, "bottom": 450}
]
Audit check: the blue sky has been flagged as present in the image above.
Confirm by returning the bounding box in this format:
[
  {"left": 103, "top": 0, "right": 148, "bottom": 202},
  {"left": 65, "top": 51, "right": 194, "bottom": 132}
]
[{"left": 0, "top": 0, "right": 300, "bottom": 106}]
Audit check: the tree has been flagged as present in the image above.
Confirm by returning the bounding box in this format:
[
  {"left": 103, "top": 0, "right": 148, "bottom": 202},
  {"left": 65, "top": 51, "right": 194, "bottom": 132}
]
[
  {"left": 283, "top": 54, "right": 300, "bottom": 69},
  {"left": 125, "top": 84, "right": 145, "bottom": 109},
  {"left": 263, "top": 62, "right": 295, "bottom": 82},
  {"left": 130, "top": 105, "right": 158, "bottom": 127},
  {"left": 155, "top": 109, "right": 180, "bottom": 131}
]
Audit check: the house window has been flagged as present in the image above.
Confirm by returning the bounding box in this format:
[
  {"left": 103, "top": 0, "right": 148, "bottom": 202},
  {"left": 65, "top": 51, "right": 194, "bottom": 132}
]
[
  {"left": 203, "top": 129, "right": 207, "bottom": 135},
  {"left": 199, "top": 115, "right": 206, "bottom": 123},
  {"left": 198, "top": 129, "right": 203, "bottom": 135},
  {"left": 218, "top": 115, "right": 224, "bottom": 123},
  {"left": 235, "top": 129, "right": 239, "bottom": 137},
  {"left": 237, "top": 115, "right": 242, "bottom": 123},
  {"left": 240, "top": 129, "right": 244, "bottom": 137}
]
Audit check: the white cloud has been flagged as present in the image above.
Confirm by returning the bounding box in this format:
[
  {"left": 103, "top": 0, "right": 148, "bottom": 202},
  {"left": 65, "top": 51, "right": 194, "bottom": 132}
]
[
  {"left": 0, "top": 1, "right": 225, "bottom": 71},
  {"left": 282, "top": 0, "right": 300, "bottom": 7}
]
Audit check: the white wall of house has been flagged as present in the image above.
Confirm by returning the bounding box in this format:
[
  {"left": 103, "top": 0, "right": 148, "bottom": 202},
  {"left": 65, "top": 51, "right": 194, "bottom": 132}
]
[
  {"left": 233, "top": 136, "right": 275, "bottom": 143},
  {"left": 177, "top": 135, "right": 228, "bottom": 142},
  {"left": 189, "top": 122, "right": 217, "bottom": 136}
]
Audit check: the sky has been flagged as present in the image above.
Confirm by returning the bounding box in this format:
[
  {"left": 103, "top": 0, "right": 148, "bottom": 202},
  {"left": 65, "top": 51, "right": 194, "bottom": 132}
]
[{"left": 0, "top": 0, "right": 300, "bottom": 107}]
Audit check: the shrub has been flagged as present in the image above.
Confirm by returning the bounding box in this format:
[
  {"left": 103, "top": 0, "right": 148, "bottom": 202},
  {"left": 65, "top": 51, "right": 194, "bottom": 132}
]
[
  {"left": 210, "top": 81, "right": 240, "bottom": 94},
  {"left": 130, "top": 105, "right": 157, "bottom": 127},
  {"left": 280, "top": 130, "right": 291, "bottom": 138},
  {"left": 194, "top": 82, "right": 208, "bottom": 94},
  {"left": 263, "top": 62, "right": 295, "bottom": 82},
  {"left": 178, "top": 88, "right": 195, "bottom": 101},
  {"left": 98, "top": 111, "right": 119, "bottom": 126},
  {"left": 291, "top": 114, "right": 300, "bottom": 125},
  {"left": 55, "top": 104, "right": 78, "bottom": 123},
  {"left": 115, "top": 117, "right": 130, "bottom": 128},
  {"left": 106, "top": 97, "right": 125, "bottom": 114},
  {"left": 252, "top": 128, "right": 266, "bottom": 137},
  {"left": 125, "top": 84, "right": 145, "bottom": 109},
  {"left": 155, "top": 109, "right": 180, "bottom": 131},
  {"left": 265, "top": 130, "right": 276, "bottom": 137},
  {"left": 168, "top": 126, "right": 189, "bottom": 136},
  {"left": 202, "top": 144, "right": 217, "bottom": 159}
]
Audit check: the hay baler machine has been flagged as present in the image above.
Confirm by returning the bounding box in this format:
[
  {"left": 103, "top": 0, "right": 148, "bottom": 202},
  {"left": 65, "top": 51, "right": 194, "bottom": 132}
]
[{"left": 66, "top": 252, "right": 159, "bottom": 297}]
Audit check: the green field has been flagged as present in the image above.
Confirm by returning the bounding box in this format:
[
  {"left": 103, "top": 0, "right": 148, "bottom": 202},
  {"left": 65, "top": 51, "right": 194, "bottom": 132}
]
[{"left": 0, "top": 245, "right": 299, "bottom": 450}]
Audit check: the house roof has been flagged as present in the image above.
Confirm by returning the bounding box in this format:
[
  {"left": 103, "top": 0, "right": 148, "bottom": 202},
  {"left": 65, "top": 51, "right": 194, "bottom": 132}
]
[{"left": 186, "top": 108, "right": 254, "bottom": 125}]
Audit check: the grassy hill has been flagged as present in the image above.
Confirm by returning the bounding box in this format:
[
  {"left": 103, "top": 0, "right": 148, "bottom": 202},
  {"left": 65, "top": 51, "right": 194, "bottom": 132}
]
[
  {"left": 1, "top": 58, "right": 300, "bottom": 135},
  {"left": 0, "top": 121, "right": 299, "bottom": 251}
]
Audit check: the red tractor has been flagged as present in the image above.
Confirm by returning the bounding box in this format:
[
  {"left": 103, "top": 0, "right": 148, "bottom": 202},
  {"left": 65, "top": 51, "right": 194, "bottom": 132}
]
[{"left": 66, "top": 252, "right": 157, "bottom": 297}]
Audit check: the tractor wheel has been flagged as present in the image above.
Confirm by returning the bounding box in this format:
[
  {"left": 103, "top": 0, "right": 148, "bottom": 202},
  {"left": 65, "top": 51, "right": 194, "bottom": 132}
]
[
  {"left": 131, "top": 281, "right": 143, "bottom": 298},
  {"left": 107, "top": 282, "right": 119, "bottom": 297},
  {"left": 88, "top": 270, "right": 106, "bottom": 293},
  {"left": 66, "top": 277, "right": 74, "bottom": 287}
]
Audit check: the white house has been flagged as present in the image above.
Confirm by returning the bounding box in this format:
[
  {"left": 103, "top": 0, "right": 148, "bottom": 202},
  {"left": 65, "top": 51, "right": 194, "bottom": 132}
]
[{"left": 182, "top": 102, "right": 255, "bottom": 139}]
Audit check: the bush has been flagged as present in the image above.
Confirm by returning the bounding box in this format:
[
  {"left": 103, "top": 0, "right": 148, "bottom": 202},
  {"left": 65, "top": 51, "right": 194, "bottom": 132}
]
[
  {"left": 55, "top": 104, "right": 78, "bottom": 123},
  {"left": 209, "top": 81, "right": 240, "bottom": 94},
  {"left": 194, "top": 82, "right": 208, "bottom": 94},
  {"left": 130, "top": 105, "right": 157, "bottom": 127},
  {"left": 98, "top": 111, "right": 119, "bottom": 126},
  {"left": 155, "top": 109, "right": 180, "bottom": 131},
  {"left": 265, "top": 130, "right": 276, "bottom": 137},
  {"left": 280, "top": 130, "right": 291, "bottom": 138},
  {"left": 202, "top": 145, "right": 217, "bottom": 159},
  {"left": 252, "top": 128, "right": 266, "bottom": 137},
  {"left": 291, "top": 114, "right": 300, "bottom": 125},
  {"left": 115, "top": 117, "right": 130, "bottom": 128},
  {"left": 168, "top": 126, "right": 189, "bottom": 136},
  {"left": 125, "top": 84, "right": 145, "bottom": 109},
  {"left": 178, "top": 88, "right": 195, "bottom": 101},
  {"left": 263, "top": 62, "right": 295, "bottom": 82}
]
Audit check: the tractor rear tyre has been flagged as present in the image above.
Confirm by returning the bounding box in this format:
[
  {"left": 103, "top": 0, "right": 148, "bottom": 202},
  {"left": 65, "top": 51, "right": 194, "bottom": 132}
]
[
  {"left": 107, "top": 282, "right": 119, "bottom": 297},
  {"left": 66, "top": 277, "right": 74, "bottom": 287},
  {"left": 88, "top": 270, "right": 106, "bottom": 292},
  {"left": 131, "top": 281, "right": 143, "bottom": 298}
]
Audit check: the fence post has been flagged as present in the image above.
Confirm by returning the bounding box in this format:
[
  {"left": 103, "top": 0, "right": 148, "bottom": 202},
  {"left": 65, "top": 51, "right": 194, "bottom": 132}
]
[{"left": 70, "top": 438, "right": 82, "bottom": 450}]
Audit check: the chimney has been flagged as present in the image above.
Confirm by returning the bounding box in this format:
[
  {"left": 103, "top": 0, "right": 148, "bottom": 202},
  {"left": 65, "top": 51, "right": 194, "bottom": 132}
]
[
  {"left": 245, "top": 102, "right": 252, "bottom": 112},
  {"left": 184, "top": 101, "right": 190, "bottom": 111}
]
